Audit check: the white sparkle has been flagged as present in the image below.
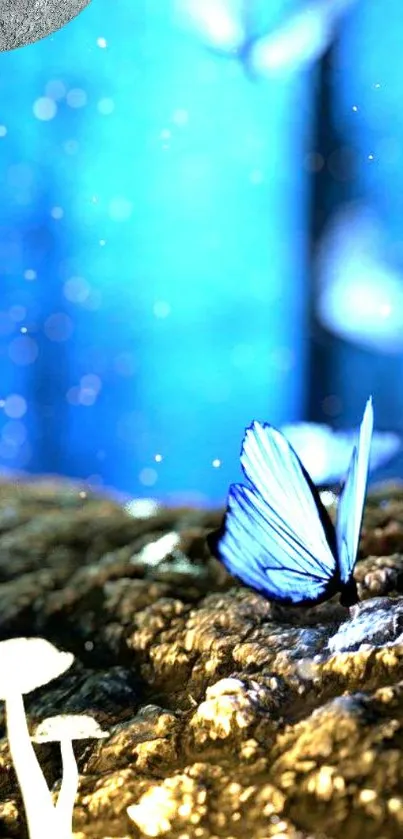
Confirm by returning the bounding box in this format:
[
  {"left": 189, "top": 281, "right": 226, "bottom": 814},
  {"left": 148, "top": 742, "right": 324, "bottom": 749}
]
[
  {"left": 154, "top": 453, "right": 163, "bottom": 462},
  {"left": 319, "top": 490, "right": 337, "bottom": 508},
  {"left": 212, "top": 458, "right": 221, "bottom": 468},
  {"left": 97, "top": 37, "right": 107, "bottom": 48},
  {"left": 0, "top": 125, "right": 7, "bottom": 137}
]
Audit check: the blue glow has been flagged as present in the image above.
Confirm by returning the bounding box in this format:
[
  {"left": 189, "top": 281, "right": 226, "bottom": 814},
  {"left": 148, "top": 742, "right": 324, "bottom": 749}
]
[
  {"left": 0, "top": 1, "right": 310, "bottom": 504},
  {"left": 316, "top": 205, "right": 403, "bottom": 353}
]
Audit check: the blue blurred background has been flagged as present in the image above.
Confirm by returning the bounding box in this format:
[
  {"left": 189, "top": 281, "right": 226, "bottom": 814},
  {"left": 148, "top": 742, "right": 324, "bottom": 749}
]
[{"left": 0, "top": 0, "right": 402, "bottom": 505}]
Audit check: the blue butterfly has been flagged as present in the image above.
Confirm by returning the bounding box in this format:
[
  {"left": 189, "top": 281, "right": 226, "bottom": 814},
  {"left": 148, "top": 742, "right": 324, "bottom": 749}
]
[{"left": 208, "top": 397, "right": 374, "bottom": 608}]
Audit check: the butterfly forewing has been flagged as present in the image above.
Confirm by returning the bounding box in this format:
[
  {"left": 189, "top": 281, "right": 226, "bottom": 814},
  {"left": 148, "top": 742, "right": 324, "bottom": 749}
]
[
  {"left": 214, "top": 421, "right": 340, "bottom": 604},
  {"left": 335, "top": 397, "right": 374, "bottom": 583},
  {"left": 241, "top": 422, "right": 337, "bottom": 575}
]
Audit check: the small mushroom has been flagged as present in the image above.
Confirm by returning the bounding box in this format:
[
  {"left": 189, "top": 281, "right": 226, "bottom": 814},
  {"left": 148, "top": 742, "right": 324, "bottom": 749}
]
[
  {"left": 0, "top": 637, "right": 74, "bottom": 839},
  {"left": 33, "top": 714, "right": 109, "bottom": 835}
]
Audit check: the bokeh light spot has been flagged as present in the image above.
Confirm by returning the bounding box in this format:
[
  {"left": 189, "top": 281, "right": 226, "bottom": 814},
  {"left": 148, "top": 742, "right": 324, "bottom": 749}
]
[
  {"left": 153, "top": 300, "right": 171, "bottom": 318},
  {"left": 172, "top": 108, "right": 189, "bottom": 126},
  {"left": 50, "top": 206, "right": 64, "bottom": 219},
  {"left": 45, "top": 80, "right": 66, "bottom": 101},
  {"left": 139, "top": 468, "right": 158, "bottom": 487},
  {"left": 9, "top": 305, "right": 26, "bottom": 323},
  {"left": 66, "top": 88, "right": 88, "bottom": 108},
  {"left": 8, "top": 335, "right": 38, "bottom": 366},
  {"left": 33, "top": 97, "right": 57, "bottom": 121},
  {"left": 44, "top": 313, "right": 74, "bottom": 342},
  {"left": 66, "top": 386, "right": 80, "bottom": 406},
  {"left": 0, "top": 312, "right": 14, "bottom": 336},
  {"left": 63, "top": 276, "right": 90, "bottom": 304},
  {"left": 322, "top": 395, "right": 342, "bottom": 417},
  {"left": 114, "top": 352, "right": 136, "bottom": 377},
  {"left": 97, "top": 98, "right": 115, "bottom": 115},
  {"left": 2, "top": 420, "right": 27, "bottom": 446},
  {"left": 4, "top": 394, "right": 27, "bottom": 419}
]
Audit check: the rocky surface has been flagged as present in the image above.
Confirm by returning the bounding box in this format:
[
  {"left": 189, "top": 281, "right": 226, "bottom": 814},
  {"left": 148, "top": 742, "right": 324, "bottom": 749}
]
[{"left": 0, "top": 477, "right": 403, "bottom": 837}]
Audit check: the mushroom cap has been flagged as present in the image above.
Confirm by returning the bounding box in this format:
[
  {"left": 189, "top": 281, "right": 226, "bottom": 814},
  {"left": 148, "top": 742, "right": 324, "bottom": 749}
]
[
  {"left": 33, "top": 713, "right": 109, "bottom": 743},
  {"left": 0, "top": 638, "right": 74, "bottom": 699}
]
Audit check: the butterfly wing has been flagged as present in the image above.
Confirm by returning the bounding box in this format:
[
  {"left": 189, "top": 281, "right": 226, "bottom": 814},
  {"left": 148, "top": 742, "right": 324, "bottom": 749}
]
[
  {"left": 209, "top": 421, "right": 339, "bottom": 605},
  {"left": 280, "top": 420, "right": 399, "bottom": 486},
  {"left": 279, "top": 422, "right": 336, "bottom": 484},
  {"left": 335, "top": 397, "right": 374, "bottom": 584}
]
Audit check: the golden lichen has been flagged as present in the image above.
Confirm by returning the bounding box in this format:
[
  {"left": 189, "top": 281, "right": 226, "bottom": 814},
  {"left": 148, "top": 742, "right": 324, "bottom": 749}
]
[{"left": 127, "top": 772, "right": 207, "bottom": 837}]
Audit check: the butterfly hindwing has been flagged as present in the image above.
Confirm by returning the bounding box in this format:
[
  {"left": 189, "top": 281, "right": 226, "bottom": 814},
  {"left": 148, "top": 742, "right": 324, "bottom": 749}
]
[
  {"left": 212, "top": 421, "right": 339, "bottom": 605},
  {"left": 336, "top": 397, "right": 374, "bottom": 583}
]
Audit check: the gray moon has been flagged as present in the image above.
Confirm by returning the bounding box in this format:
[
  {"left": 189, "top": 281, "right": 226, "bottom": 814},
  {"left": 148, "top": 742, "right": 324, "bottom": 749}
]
[{"left": 0, "top": 0, "right": 92, "bottom": 51}]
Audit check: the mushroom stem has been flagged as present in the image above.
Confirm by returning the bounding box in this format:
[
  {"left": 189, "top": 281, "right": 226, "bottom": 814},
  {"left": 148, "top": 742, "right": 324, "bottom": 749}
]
[
  {"left": 55, "top": 737, "right": 78, "bottom": 837},
  {"left": 5, "top": 691, "right": 57, "bottom": 839}
]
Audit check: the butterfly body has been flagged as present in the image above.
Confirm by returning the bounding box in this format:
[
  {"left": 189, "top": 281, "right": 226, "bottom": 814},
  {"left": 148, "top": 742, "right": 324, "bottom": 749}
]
[{"left": 208, "top": 399, "right": 373, "bottom": 608}]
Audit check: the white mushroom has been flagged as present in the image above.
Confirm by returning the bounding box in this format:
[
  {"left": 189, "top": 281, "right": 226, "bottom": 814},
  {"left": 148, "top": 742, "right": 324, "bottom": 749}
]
[
  {"left": 0, "top": 637, "right": 74, "bottom": 839},
  {"left": 33, "top": 713, "right": 109, "bottom": 837}
]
